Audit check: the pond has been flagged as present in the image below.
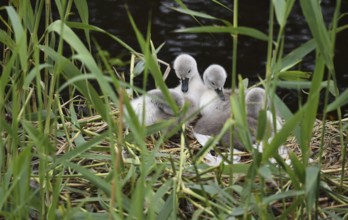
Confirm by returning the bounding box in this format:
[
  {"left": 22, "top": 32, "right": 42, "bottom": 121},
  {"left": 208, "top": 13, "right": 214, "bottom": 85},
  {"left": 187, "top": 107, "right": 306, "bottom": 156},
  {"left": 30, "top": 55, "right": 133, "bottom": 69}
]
[{"left": 88, "top": 0, "right": 348, "bottom": 115}]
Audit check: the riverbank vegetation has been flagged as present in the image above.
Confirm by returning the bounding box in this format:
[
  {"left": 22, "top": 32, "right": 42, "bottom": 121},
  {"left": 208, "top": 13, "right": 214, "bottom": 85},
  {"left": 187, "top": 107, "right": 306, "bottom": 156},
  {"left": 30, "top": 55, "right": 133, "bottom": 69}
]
[{"left": 1, "top": 0, "right": 348, "bottom": 219}]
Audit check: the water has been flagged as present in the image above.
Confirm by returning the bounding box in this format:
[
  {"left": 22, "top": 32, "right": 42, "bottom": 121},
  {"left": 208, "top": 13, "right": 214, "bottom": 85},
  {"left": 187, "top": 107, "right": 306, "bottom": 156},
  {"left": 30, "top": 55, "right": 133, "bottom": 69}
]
[{"left": 86, "top": 1, "right": 348, "bottom": 114}]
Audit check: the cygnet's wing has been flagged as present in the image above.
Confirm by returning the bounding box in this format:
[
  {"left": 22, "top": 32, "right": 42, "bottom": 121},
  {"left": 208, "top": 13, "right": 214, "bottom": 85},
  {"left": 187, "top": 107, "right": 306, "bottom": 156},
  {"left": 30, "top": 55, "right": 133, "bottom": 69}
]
[
  {"left": 148, "top": 89, "right": 185, "bottom": 118},
  {"left": 194, "top": 109, "right": 260, "bottom": 151}
]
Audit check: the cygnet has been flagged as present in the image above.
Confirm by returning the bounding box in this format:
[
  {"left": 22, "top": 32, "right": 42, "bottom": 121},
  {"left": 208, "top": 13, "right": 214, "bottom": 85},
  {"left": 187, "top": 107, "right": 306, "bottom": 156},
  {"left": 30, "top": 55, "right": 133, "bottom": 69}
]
[
  {"left": 126, "top": 89, "right": 184, "bottom": 126},
  {"left": 194, "top": 87, "right": 268, "bottom": 150},
  {"left": 173, "top": 54, "right": 206, "bottom": 116},
  {"left": 199, "top": 64, "right": 229, "bottom": 116}
]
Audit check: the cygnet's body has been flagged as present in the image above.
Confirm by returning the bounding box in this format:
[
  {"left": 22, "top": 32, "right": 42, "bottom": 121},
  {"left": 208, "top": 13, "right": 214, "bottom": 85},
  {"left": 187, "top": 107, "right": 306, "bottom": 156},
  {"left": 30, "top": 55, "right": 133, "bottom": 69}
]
[
  {"left": 199, "top": 64, "right": 229, "bottom": 116},
  {"left": 194, "top": 87, "right": 267, "bottom": 150},
  {"left": 194, "top": 110, "right": 259, "bottom": 150},
  {"left": 173, "top": 54, "right": 206, "bottom": 117},
  {"left": 128, "top": 89, "right": 184, "bottom": 126}
]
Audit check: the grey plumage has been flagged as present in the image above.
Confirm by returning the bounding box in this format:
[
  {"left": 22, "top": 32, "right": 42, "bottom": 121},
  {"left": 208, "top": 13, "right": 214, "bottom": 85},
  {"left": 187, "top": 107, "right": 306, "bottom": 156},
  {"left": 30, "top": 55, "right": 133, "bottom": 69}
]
[
  {"left": 173, "top": 54, "right": 206, "bottom": 118},
  {"left": 126, "top": 89, "right": 185, "bottom": 126},
  {"left": 194, "top": 86, "right": 267, "bottom": 150}
]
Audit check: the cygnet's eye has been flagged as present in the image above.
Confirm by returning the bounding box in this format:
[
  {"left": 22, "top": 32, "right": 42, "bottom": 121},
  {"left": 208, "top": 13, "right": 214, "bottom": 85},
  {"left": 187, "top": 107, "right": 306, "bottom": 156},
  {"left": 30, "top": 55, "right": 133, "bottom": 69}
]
[
  {"left": 188, "top": 69, "right": 191, "bottom": 73},
  {"left": 211, "top": 82, "right": 215, "bottom": 86}
]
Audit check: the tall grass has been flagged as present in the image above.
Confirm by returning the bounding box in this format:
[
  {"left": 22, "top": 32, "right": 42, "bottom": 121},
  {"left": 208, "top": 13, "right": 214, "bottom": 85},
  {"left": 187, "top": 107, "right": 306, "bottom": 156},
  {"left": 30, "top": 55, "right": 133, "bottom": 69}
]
[{"left": 0, "top": 0, "right": 348, "bottom": 219}]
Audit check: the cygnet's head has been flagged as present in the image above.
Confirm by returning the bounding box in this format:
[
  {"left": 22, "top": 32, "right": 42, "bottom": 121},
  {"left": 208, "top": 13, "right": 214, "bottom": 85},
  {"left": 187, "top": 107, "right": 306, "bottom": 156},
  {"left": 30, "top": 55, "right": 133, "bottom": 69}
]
[
  {"left": 203, "top": 64, "right": 227, "bottom": 101},
  {"left": 173, "top": 54, "right": 198, "bottom": 93},
  {"left": 246, "top": 87, "right": 266, "bottom": 117},
  {"left": 246, "top": 87, "right": 265, "bottom": 104}
]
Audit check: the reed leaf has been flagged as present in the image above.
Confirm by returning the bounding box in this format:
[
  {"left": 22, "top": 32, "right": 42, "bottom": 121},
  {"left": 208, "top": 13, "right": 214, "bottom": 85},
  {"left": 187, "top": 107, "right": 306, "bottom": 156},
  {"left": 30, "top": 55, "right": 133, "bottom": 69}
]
[
  {"left": 64, "top": 161, "right": 111, "bottom": 196},
  {"left": 299, "top": 0, "right": 334, "bottom": 71},
  {"left": 262, "top": 190, "right": 305, "bottom": 205},
  {"left": 0, "top": 29, "right": 16, "bottom": 49},
  {"left": 46, "top": 20, "right": 118, "bottom": 104},
  {"left": 171, "top": 7, "right": 219, "bottom": 20},
  {"left": 327, "top": 89, "right": 348, "bottom": 112},
  {"left": 175, "top": 26, "right": 269, "bottom": 41},
  {"left": 305, "top": 166, "right": 320, "bottom": 214},
  {"left": 39, "top": 45, "right": 108, "bottom": 120},
  {"left": 273, "top": 0, "right": 287, "bottom": 27},
  {"left": 54, "top": 132, "right": 109, "bottom": 166},
  {"left": 126, "top": 9, "right": 179, "bottom": 114},
  {"left": 66, "top": 21, "right": 136, "bottom": 53},
  {"left": 5, "top": 6, "right": 28, "bottom": 72},
  {"left": 262, "top": 105, "right": 306, "bottom": 161},
  {"left": 276, "top": 39, "right": 316, "bottom": 72},
  {"left": 73, "top": 0, "right": 90, "bottom": 47},
  {"left": 278, "top": 71, "right": 311, "bottom": 81}
]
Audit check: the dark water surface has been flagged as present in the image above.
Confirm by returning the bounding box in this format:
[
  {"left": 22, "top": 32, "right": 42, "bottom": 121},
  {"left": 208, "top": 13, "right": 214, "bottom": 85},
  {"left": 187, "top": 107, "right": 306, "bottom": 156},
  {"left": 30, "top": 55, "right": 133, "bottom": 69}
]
[{"left": 88, "top": 0, "right": 348, "bottom": 114}]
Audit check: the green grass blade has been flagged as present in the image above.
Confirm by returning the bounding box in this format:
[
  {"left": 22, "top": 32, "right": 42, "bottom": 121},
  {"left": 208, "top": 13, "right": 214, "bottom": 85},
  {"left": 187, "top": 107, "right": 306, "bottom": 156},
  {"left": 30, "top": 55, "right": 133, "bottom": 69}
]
[
  {"left": 21, "top": 0, "right": 35, "bottom": 32},
  {"left": 5, "top": 6, "right": 28, "bottom": 72},
  {"left": 46, "top": 20, "right": 118, "bottom": 104},
  {"left": 64, "top": 161, "right": 111, "bottom": 196},
  {"left": 262, "top": 190, "right": 305, "bottom": 205},
  {"left": 278, "top": 71, "right": 311, "bottom": 81},
  {"left": 277, "top": 39, "right": 316, "bottom": 72},
  {"left": 126, "top": 9, "right": 179, "bottom": 114},
  {"left": 305, "top": 166, "right": 320, "bottom": 214},
  {"left": 39, "top": 45, "right": 108, "bottom": 120},
  {"left": 262, "top": 105, "right": 306, "bottom": 161},
  {"left": 54, "top": 133, "right": 109, "bottom": 166},
  {"left": 299, "top": 0, "right": 334, "bottom": 71},
  {"left": 276, "top": 80, "right": 332, "bottom": 90},
  {"left": 24, "top": 64, "right": 52, "bottom": 88},
  {"left": 326, "top": 89, "right": 348, "bottom": 112},
  {"left": 0, "top": 29, "right": 16, "bottom": 49},
  {"left": 175, "top": 26, "right": 269, "bottom": 41},
  {"left": 66, "top": 21, "right": 136, "bottom": 53},
  {"left": 73, "top": 0, "right": 91, "bottom": 48},
  {"left": 12, "top": 145, "right": 32, "bottom": 218},
  {"left": 273, "top": 0, "right": 286, "bottom": 27},
  {"left": 171, "top": 7, "right": 218, "bottom": 20}
]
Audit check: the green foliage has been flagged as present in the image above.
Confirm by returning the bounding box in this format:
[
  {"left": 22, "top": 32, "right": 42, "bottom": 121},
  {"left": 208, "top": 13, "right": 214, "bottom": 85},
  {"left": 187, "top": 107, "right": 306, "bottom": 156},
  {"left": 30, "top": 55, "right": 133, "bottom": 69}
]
[{"left": 0, "top": 0, "right": 347, "bottom": 219}]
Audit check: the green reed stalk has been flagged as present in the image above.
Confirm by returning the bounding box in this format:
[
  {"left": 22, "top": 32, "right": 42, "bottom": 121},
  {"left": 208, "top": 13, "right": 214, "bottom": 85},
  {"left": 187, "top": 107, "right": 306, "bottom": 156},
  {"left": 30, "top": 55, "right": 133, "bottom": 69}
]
[
  {"left": 229, "top": 0, "right": 238, "bottom": 188},
  {"left": 325, "top": 0, "right": 346, "bottom": 189},
  {"left": 231, "top": 0, "right": 238, "bottom": 91}
]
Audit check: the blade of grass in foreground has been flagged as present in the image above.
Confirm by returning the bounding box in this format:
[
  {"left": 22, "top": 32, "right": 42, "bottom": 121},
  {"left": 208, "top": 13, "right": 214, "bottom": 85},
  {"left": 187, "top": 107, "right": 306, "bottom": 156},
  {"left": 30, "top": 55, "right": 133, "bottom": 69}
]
[
  {"left": 46, "top": 20, "right": 118, "bottom": 104},
  {"left": 126, "top": 9, "right": 179, "bottom": 114},
  {"left": 5, "top": 6, "right": 28, "bottom": 73},
  {"left": 63, "top": 161, "right": 131, "bottom": 218},
  {"left": 326, "top": 89, "right": 348, "bottom": 112},
  {"left": 175, "top": 26, "right": 269, "bottom": 41},
  {"left": 39, "top": 45, "right": 108, "bottom": 120},
  {"left": 300, "top": 0, "right": 333, "bottom": 71}
]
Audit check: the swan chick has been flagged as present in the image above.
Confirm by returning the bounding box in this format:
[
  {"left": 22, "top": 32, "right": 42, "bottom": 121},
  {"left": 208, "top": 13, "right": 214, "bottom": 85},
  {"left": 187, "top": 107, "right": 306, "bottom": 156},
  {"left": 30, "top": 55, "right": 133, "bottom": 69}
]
[
  {"left": 173, "top": 54, "right": 206, "bottom": 118},
  {"left": 127, "top": 89, "right": 184, "bottom": 126},
  {"left": 199, "top": 64, "right": 228, "bottom": 116}
]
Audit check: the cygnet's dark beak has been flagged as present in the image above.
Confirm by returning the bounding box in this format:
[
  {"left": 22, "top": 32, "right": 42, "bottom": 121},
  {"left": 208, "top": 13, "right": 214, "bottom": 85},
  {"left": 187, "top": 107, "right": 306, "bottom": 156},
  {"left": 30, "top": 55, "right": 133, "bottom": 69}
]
[
  {"left": 215, "top": 88, "right": 225, "bottom": 101},
  {"left": 181, "top": 78, "right": 189, "bottom": 93}
]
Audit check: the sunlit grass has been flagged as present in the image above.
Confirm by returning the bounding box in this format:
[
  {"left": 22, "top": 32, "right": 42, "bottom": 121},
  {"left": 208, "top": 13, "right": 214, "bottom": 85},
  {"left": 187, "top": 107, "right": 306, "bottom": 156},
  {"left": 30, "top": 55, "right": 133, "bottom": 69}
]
[{"left": 0, "top": 0, "right": 348, "bottom": 219}]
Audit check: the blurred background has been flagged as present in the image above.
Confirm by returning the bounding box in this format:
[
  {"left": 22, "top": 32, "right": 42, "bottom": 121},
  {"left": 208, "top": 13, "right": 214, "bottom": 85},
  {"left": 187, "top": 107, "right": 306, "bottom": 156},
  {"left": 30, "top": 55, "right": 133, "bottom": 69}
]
[{"left": 82, "top": 0, "right": 348, "bottom": 115}]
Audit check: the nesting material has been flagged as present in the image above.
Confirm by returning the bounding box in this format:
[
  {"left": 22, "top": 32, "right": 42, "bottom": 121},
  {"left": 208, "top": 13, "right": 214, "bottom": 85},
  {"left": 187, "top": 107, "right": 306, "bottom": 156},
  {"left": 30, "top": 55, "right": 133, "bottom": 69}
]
[{"left": 285, "top": 118, "right": 348, "bottom": 173}]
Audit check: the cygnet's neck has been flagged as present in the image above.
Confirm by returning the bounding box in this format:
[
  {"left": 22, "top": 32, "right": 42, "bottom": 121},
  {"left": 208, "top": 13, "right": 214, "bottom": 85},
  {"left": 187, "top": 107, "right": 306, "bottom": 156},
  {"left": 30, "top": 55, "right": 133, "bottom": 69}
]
[{"left": 190, "top": 71, "right": 204, "bottom": 89}]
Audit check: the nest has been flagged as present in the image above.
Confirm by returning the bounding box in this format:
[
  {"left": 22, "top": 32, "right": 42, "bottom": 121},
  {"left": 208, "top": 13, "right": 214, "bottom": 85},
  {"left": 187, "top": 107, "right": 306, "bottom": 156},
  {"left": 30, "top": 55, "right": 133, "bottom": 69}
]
[
  {"left": 36, "top": 96, "right": 348, "bottom": 218},
  {"left": 285, "top": 118, "right": 348, "bottom": 172}
]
